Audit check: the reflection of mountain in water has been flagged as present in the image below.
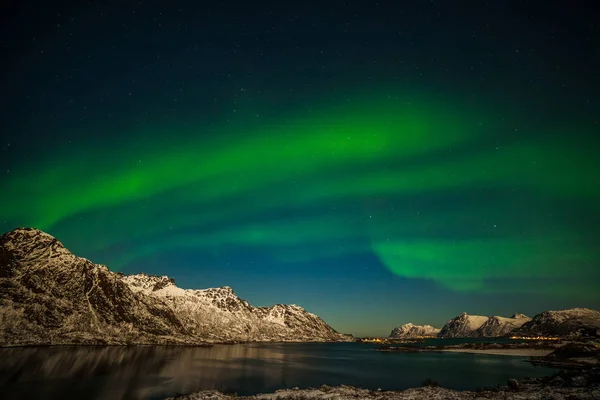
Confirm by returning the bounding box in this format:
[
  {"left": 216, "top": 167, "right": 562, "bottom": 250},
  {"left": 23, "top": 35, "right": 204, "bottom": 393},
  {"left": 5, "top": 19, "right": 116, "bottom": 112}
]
[
  {"left": 0, "top": 345, "right": 291, "bottom": 400},
  {"left": 0, "top": 343, "right": 556, "bottom": 400},
  {"left": 143, "top": 345, "right": 292, "bottom": 399}
]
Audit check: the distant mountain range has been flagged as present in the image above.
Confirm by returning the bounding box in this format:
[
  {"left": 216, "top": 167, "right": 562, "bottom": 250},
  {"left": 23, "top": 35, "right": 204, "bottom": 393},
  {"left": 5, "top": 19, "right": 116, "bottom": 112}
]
[
  {"left": 438, "top": 312, "right": 532, "bottom": 338},
  {"left": 0, "top": 228, "right": 351, "bottom": 346},
  {"left": 389, "top": 323, "right": 440, "bottom": 338},
  {"left": 473, "top": 313, "right": 532, "bottom": 337},
  {"left": 2, "top": 228, "right": 598, "bottom": 346},
  {"left": 390, "top": 309, "right": 600, "bottom": 339},
  {"left": 514, "top": 308, "right": 600, "bottom": 337}
]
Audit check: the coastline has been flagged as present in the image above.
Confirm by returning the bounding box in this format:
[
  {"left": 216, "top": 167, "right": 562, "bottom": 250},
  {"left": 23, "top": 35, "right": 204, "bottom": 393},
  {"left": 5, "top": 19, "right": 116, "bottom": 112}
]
[
  {"left": 2, "top": 339, "right": 597, "bottom": 399},
  {"left": 163, "top": 342, "right": 600, "bottom": 399},
  {"left": 441, "top": 348, "right": 554, "bottom": 357},
  {"left": 165, "top": 367, "right": 600, "bottom": 400},
  {"left": 0, "top": 339, "right": 354, "bottom": 349},
  {"left": 376, "top": 340, "right": 563, "bottom": 355}
]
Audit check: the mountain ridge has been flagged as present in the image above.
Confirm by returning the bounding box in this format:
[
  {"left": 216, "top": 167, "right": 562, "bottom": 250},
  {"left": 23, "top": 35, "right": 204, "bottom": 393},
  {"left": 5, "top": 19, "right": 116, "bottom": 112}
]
[
  {"left": 513, "top": 308, "right": 600, "bottom": 337},
  {"left": 405, "top": 309, "right": 599, "bottom": 339},
  {"left": 389, "top": 323, "right": 440, "bottom": 338},
  {"left": 438, "top": 312, "right": 489, "bottom": 338},
  {"left": 0, "top": 228, "right": 351, "bottom": 346},
  {"left": 472, "top": 314, "right": 531, "bottom": 337}
]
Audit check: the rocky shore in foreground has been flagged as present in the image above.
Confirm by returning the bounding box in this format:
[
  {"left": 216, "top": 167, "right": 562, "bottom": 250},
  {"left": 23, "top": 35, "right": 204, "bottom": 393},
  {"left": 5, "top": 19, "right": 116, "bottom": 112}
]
[
  {"left": 529, "top": 342, "right": 600, "bottom": 369},
  {"left": 166, "top": 367, "right": 600, "bottom": 400}
]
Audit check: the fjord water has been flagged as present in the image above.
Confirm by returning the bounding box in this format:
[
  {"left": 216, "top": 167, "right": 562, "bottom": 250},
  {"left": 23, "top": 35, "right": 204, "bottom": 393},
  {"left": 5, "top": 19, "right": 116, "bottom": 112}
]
[{"left": 0, "top": 343, "right": 555, "bottom": 400}]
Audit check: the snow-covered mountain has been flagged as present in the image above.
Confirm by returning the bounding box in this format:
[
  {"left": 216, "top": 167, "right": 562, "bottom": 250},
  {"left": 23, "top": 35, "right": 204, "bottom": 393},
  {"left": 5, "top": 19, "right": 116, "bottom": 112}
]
[
  {"left": 0, "top": 228, "right": 351, "bottom": 346},
  {"left": 389, "top": 323, "right": 440, "bottom": 338},
  {"left": 437, "top": 312, "right": 489, "bottom": 338},
  {"left": 121, "top": 274, "right": 350, "bottom": 342},
  {"left": 472, "top": 313, "right": 531, "bottom": 337},
  {"left": 513, "top": 308, "right": 600, "bottom": 338}
]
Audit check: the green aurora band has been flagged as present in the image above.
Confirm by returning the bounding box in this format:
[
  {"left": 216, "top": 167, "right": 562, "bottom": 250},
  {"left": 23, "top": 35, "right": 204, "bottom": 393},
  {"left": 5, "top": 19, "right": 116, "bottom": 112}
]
[{"left": 2, "top": 92, "right": 598, "bottom": 298}]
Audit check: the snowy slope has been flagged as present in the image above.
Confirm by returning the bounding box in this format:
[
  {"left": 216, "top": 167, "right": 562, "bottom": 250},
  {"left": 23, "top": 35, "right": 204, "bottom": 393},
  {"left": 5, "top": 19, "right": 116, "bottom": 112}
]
[
  {"left": 0, "top": 228, "right": 351, "bottom": 346},
  {"left": 438, "top": 313, "right": 489, "bottom": 338},
  {"left": 472, "top": 313, "right": 531, "bottom": 337},
  {"left": 513, "top": 308, "right": 600, "bottom": 337},
  {"left": 121, "top": 274, "right": 349, "bottom": 342},
  {"left": 0, "top": 228, "right": 192, "bottom": 346},
  {"left": 389, "top": 323, "right": 440, "bottom": 338}
]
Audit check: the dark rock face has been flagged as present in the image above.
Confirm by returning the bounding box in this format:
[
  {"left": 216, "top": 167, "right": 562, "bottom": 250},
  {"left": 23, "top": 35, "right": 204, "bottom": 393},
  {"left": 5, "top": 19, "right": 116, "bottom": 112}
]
[
  {"left": 0, "top": 228, "right": 194, "bottom": 346},
  {"left": 550, "top": 343, "right": 600, "bottom": 359},
  {"left": 201, "top": 286, "right": 254, "bottom": 313},
  {"left": 514, "top": 308, "right": 600, "bottom": 338},
  {"left": 0, "top": 228, "right": 350, "bottom": 346}
]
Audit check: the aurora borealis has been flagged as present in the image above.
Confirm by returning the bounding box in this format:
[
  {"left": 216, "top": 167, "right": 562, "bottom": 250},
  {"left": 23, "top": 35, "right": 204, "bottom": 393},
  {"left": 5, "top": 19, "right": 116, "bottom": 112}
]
[{"left": 1, "top": 1, "right": 599, "bottom": 335}]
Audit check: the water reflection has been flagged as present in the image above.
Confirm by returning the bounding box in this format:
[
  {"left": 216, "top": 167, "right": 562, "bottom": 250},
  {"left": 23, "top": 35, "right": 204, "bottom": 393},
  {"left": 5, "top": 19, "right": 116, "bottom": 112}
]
[{"left": 0, "top": 343, "right": 555, "bottom": 400}]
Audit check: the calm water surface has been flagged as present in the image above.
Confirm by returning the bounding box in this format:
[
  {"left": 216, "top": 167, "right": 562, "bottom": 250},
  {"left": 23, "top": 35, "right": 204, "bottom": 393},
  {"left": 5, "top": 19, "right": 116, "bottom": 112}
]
[{"left": 0, "top": 342, "right": 556, "bottom": 400}]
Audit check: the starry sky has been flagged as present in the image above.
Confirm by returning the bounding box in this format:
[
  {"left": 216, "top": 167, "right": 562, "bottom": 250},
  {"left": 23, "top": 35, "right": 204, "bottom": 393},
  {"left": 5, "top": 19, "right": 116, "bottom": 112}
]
[{"left": 1, "top": 1, "right": 599, "bottom": 336}]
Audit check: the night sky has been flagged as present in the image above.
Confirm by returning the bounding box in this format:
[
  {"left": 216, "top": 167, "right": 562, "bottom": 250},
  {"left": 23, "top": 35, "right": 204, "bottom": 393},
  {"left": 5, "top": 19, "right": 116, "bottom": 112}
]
[{"left": 1, "top": 1, "right": 599, "bottom": 336}]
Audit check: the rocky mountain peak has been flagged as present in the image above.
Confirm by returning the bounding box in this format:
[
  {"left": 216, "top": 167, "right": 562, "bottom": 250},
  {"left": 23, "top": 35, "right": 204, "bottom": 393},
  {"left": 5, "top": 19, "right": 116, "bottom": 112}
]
[
  {"left": 514, "top": 308, "right": 600, "bottom": 338},
  {"left": 438, "top": 312, "right": 489, "bottom": 338},
  {"left": 1, "top": 228, "right": 351, "bottom": 345},
  {"left": 2, "top": 227, "right": 58, "bottom": 242},
  {"left": 198, "top": 285, "right": 236, "bottom": 296},
  {"left": 472, "top": 314, "right": 532, "bottom": 337},
  {"left": 122, "top": 273, "right": 177, "bottom": 292},
  {"left": 216, "top": 286, "right": 235, "bottom": 295},
  {"left": 389, "top": 323, "right": 440, "bottom": 338},
  {"left": 271, "top": 303, "right": 304, "bottom": 311},
  {"left": 1, "top": 228, "right": 68, "bottom": 256}
]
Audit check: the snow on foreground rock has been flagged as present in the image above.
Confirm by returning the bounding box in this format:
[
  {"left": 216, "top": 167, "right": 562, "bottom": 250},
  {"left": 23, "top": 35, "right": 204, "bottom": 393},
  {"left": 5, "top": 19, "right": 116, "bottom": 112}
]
[
  {"left": 165, "top": 381, "right": 600, "bottom": 400},
  {"left": 0, "top": 228, "right": 351, "bottom": 346}
]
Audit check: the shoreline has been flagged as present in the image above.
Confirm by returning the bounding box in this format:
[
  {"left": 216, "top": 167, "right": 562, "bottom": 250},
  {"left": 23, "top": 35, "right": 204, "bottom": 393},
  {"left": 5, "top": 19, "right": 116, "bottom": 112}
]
[
  {"left": 3, "top": 340, "right": 598, "bottom": 399},
  {"left": 0, "top": 339, "right": 357, "bottom": 349},
  {"left": 165, "top": 367, "right": 600, "bottom": 400},
  {"left": 440, "top": 348, "right": 554, "bottom": 357},
  {"left": 166, "top": 342, "right": 600, "bottom": 399},
  {"left": 376, "top": 341, "right": 563, "bottom": 355}
]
